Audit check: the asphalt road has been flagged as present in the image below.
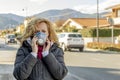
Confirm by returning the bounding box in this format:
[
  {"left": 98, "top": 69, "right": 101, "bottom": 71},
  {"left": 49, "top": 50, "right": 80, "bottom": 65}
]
[
  {"left": 64, "top": 50, "right": 120, "bottom": 80},
  {"left": 0, "top": 38, "right": 120, "bottom": 80}
]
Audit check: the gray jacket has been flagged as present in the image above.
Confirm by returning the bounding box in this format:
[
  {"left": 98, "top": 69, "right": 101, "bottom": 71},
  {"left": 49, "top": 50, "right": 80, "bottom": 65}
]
[{"left": 13, "top": 40, "right": 68, "bottom": 80}]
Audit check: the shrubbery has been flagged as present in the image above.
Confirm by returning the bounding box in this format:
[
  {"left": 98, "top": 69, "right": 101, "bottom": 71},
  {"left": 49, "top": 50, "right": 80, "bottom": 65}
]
[
  {"left": 87, "top": 42, "right": 120, "bottom": 52},
  {"left": 79, "top": 28, "right": 120, "bottom": 37}
]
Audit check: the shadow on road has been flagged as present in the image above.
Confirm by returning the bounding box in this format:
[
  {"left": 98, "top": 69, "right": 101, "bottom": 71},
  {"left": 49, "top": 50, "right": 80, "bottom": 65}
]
[
  {"left": 66, "top": 66, "right": 120, "bottom": 80},
  {"left": 0, "top": 64, "right": 120, "bottom": 80},
  {"left": 0, "top": 64, "right": 15, "bottom": 80}
]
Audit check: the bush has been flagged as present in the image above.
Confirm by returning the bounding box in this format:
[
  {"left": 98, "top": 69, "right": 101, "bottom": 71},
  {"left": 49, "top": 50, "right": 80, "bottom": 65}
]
[
  {"left": 79, "top": 28, "right": 120, "bottom": 37},
  {"left": 104, "top": 47, "right": 120, "bottom": 51},
  {"left": 87, "top": 42, "right": 120, "bottom": 52},
  {"left": 78, "top": 28, "right": 95, "bottom": 37},
  {"left": 14, "top": 33, "right": 22, "bottom": 37}
]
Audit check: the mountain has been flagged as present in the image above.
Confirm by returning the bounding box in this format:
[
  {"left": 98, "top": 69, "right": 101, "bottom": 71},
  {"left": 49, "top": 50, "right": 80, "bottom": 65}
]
[
  {"left": 0, "top": 13, "right": 24, "bottom": 29},
  {"left": 0, "top": 9, "right": 108, "bottom": 30},
  {"left": 0, "top": 13, "right": 24, "bottom": 23},
  {"left": 33, "top": 9, "right": 107, "bottom": 22}
]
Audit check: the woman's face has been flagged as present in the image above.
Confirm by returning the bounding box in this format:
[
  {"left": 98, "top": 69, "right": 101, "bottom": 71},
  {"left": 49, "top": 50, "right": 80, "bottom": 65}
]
[{"left": 36, "top": 22, "right": 49, "bottom": 37}]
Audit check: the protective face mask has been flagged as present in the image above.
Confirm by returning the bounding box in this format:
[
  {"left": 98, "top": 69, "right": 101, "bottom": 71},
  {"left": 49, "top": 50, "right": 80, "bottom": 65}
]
[{"left": 35, "top": 32, "right": 47, "bottom": 46}]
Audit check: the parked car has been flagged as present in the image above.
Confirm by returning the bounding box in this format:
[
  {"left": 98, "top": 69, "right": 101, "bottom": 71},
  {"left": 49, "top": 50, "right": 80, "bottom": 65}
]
[
  {"left": 58, "top": 32, "right": 84, "bottom": 51},
  {"left": 5, "top": 34, "right": 17, "bottom": 44}
]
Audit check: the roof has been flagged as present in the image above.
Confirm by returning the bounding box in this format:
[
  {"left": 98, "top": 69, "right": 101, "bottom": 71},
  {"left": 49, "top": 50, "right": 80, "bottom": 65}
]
[
  {"left": 55, "top": 20, "right": 66, "bottom": 27},
  {"left": 103, "top": 12, "right": 112, "bottom": 17},
  {"left": 63, "top": 18, "right": 109, "bottom": 28},
  {"left": 105, "top": 4, "right": 120, "bottom": 10}
]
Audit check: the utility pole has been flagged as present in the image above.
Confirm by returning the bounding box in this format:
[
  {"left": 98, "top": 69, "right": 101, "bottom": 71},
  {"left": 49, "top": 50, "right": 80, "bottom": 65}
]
[
  {"left": 96, "top": 0, "right": 99, "bottom": 42},
  {"left": 108, "top": 18, "right": 114, "bottom": 43}
]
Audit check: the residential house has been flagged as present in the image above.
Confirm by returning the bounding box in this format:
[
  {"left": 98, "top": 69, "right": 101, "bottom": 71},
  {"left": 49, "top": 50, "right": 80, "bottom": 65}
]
[
  {"left": 24, "top": 17, "right": 34, "bottom": 28},
  {"left": 105, "top": 4, "right": 120, "bottom": 27},
  {"left": 16, "top": 17, "right": 34, "bottom": 34},
  {"left": 16, "top": 24, "right": 24, "bottom": 34},
  {"left": 61, "top": 18, "right": 109, "bottom": 32},
  {"left": 54, "top": 20, "right": 66, "bottom": 32}
]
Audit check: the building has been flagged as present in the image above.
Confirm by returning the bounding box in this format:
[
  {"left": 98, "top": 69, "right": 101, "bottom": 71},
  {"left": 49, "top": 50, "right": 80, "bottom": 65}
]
[
  {"left": 61, "top": 18, "right": 109, "bottom": 32},
  {"left": 24, "top": 17, "right": 34, "bottom": 28},
  {"left": 16, "top": 17, "right": 34, "bottom": 34},
  {"left": 105, "top": 4, "right": 120, "bottom": 26},
  {"left": 16, "top": 24, "right": 24, "bottom": 34}
]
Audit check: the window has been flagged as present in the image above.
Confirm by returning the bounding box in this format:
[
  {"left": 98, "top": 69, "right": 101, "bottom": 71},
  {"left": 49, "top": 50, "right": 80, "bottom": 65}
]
[
  {"left": 68, "top": 34, "right": 76, "bottom": 37},
  {"left": 8, "top": 35, "right": 15, "bottom": 38},
  {"left": 77, "top": 34, "right": 82, "bottom": 37},
  {"left": 59, "top": 34, "right": 65, "bottom": 38},
  {"left": 68, "top": 34, "right": 82, "bottom": 37},
  {"left": 118, "top": 9, "right": 120, "bottom": 17}
]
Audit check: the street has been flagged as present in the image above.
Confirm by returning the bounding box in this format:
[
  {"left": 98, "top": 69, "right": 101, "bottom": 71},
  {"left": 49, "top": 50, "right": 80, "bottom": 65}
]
[
  {"left": 0, "top": 38, "right": 120, "bottom": 80},
  {"left": 64, "top": 51, "right": 120, "bottom": 80}
]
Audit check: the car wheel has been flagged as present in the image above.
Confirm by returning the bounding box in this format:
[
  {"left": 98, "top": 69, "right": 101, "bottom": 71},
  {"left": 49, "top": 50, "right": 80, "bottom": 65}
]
[
  {"left": 79, "top": 47, "right": 83, "bottom": 52},
  {"left": 68, "top": 48, "right": 71, "bottom": 51}
]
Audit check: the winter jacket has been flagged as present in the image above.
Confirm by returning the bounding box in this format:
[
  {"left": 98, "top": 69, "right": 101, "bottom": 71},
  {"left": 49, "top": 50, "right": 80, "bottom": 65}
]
[{"left": 13, "top": 40, "right": 68, "bottom": 80}]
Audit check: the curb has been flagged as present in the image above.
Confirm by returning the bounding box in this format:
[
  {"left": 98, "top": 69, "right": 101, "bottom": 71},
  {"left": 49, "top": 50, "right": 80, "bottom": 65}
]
[
  {"left": 86, "top": 48, "right": 120, "bottom": 54},
  {"left": 98, "top": 50, "right": 120, "bottom": 54}
]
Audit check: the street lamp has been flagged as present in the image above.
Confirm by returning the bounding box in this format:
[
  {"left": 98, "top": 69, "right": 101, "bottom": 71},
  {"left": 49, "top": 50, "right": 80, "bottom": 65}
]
[
  {"left": 96, "top": 0, "right": 99, "bottom": 42},
  {"left": 22, "top": 7, "right": 28, "bottom": 17}
]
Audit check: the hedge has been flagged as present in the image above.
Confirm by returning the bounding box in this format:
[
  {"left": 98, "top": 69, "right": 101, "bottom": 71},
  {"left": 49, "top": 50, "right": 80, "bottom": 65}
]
[
  {"left": 79, "top": 28, "right": 120, "bottom": 37},
  {"left": 87, "top": 42, "right": 120, "bottom": 52}
]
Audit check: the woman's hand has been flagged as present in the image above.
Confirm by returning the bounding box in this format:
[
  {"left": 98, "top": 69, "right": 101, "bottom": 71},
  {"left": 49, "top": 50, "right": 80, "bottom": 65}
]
[
  {"left": 43, "top": 38, "right": 51, "bottom": 51},
  {"left": 31, "top": 36, "right": 38, "bottom": 53}
]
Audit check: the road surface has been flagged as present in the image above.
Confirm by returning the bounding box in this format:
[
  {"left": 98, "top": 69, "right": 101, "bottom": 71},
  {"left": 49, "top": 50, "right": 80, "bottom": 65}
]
[{"left": 0, "top": 38, "right": 120, "bottom": 80}]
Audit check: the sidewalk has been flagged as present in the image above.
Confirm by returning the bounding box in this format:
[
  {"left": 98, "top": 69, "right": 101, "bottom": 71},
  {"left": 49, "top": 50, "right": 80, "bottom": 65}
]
[
  {"left": 86, "top": 47, "right": 120, "bottom": 54},
  {"left": 0, "top": 51, "right": 16, "bottom": 65}
]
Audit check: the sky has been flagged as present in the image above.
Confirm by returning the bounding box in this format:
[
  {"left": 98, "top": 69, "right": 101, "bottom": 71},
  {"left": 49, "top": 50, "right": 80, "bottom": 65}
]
[{"left": 0, "top": 0, "right": 120, "bottom": 16}]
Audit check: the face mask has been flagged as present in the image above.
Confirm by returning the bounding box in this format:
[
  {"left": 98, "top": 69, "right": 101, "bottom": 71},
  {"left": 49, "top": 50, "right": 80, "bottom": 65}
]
[{"left": 35, "top": 32, "right": 47, "bottom": 46}]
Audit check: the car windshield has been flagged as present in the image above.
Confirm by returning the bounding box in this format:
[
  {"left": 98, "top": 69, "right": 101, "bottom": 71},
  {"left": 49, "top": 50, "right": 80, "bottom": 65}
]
[
  {"left": 58, "top": 34, "right": 65, "bottom": 38},
  {"left": 68, "top": 34, "right": 82, "bottom": 37},
  {"left": 8, "top": 35, "right": 15, "bottom": 38}
]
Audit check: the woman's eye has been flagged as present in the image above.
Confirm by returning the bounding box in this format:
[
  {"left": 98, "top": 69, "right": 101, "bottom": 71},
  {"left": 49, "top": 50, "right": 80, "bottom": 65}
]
[{"left": 42, "top": 30, "right": 46, "bottom": 33}]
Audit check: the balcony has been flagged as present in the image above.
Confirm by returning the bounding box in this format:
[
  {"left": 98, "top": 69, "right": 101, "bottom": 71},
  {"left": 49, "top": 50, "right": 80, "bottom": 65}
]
[{"left": 113, "top": 17, "right": 120, "bottom": 25}]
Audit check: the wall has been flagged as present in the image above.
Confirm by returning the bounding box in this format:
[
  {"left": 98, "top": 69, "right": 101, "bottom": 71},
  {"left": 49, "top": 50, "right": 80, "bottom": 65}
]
[{"left": 83, "top": 37, "right": 117, "bottom": 45}]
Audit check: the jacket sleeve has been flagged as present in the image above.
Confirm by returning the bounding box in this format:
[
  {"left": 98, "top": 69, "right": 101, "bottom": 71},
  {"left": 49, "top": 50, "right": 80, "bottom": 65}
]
[
  {"left": 13, "top": 47, "right": 38, "bottom": 80},
  {"left": 42, "top": 47, "right": 68, "bottom": 80}
]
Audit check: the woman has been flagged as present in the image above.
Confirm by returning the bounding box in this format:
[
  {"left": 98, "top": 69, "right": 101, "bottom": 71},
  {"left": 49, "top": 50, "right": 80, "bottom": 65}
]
[{"left": 13, "top": 18, "right": 68, "bottom": 80}]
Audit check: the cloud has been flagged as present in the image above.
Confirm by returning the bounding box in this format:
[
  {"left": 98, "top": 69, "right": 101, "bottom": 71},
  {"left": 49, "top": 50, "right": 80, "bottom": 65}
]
[
  {"left": 74, "top": 4, "right": 96, "bottom": 14},
  {"left": 30, "top": 0, "right": 48, "bottom": 5},
  {"left": 74, "top": 0, "right": 120, "bottom": 14}
]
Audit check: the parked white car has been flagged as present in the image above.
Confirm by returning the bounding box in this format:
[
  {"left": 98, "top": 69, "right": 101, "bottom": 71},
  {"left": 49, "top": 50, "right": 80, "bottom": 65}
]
[{"left": 58, "top": 32, "right": 84, "bottom": 51}]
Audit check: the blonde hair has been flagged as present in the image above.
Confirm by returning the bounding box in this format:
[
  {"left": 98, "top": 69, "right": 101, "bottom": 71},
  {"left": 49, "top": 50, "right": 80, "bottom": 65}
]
[{"left": 21, "top": 18, "right": 59, "bottom": 45}]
